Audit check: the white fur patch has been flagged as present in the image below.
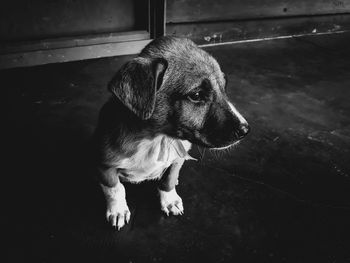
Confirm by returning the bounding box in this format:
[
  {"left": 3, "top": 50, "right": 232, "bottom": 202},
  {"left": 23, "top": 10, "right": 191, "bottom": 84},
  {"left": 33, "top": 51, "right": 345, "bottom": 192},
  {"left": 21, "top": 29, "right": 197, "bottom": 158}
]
[
  {"left": 158, "top": 188, "right": 184, "bottom": 216},
  {"left": 228, "top": 102, "right": 248, "bottom": 125},
  {"left": 117, "top": 135, "right": 192, "bottom": 183},
  {"left": 181, "top": 140, "right": 192, "bottom": 152},
  {"left": 101, "top": 183, "right": 130, "bottom": 230}
]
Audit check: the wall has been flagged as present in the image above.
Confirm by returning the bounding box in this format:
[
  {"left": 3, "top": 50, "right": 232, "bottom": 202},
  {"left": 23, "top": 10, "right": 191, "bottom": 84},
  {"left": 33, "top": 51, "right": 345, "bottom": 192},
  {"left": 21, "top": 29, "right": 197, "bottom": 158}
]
[
  {"left": 1, "top": 0, "right": 350, "bottom": 68},
  {"left": 0, "top": 0, "right": 153, "bottom": 69},
  {"left": 0, "top": 0, "right": 148, "bottom": 42},
  {"left": 166, "top": 0, "right": 350, "bottom": 44}
]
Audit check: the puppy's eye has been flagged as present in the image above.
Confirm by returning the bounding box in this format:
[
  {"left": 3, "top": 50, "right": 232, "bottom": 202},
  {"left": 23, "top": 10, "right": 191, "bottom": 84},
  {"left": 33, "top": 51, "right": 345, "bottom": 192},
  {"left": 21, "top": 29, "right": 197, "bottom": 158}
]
[{"left": 187, "top": 91, "right": 205, "bottom": 103}]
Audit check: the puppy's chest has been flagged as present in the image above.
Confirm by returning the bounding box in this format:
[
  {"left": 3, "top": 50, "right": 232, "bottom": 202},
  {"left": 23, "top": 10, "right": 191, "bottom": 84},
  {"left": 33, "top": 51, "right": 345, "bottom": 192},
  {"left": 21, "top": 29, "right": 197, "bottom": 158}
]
[{"left": 116, "top": 136, "right": 192, "bottom": 183}]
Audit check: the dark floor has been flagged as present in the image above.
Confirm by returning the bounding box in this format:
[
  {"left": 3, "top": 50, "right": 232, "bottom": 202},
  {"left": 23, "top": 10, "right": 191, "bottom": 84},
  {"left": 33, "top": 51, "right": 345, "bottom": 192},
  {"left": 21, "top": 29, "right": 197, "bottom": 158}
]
[{"left": 3, "top": 32, "right": 350, "bottom": 263}]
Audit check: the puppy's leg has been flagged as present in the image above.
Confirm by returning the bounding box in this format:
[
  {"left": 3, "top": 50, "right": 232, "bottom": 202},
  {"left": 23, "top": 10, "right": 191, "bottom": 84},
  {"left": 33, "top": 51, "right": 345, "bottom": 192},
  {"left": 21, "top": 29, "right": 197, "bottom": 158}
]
[
  {"left": 158, "top": 158, "right": 185, "bottom": 216},
  {"left": 99, "top": 167, "right": 130, "bottom": 230}
]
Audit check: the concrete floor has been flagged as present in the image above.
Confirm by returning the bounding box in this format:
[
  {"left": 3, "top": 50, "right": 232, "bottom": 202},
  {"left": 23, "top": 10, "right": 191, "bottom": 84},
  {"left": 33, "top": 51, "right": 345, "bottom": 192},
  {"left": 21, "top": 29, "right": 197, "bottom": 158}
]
[{"left": 3, "top": 32, "right": 350, "bottom": 263}]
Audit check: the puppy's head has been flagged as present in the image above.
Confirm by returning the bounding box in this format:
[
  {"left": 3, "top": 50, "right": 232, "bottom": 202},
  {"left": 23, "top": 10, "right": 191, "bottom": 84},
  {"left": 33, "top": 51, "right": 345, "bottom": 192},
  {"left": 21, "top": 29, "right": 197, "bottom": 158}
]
[{"left": 109, "top": 36, "right": 250, "bottom": 148}]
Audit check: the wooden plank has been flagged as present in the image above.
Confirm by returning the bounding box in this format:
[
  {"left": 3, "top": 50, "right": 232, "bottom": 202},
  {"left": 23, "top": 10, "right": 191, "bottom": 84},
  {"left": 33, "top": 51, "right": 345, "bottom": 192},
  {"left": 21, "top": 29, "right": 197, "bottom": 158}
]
[
  {"left": 0, "top": 31, "right": 150, "bottom": 54},
  {"left": 0, "top": 39, "right": 151, "bottom": 70},
  {"left": 167, "top": 14, "right": 350, "bottom": 45},
  {"left": 167, "top": 0, "right": 350, "bottom": 23},
  {"left": 0, "top": 0, "right": 147, "bottom": 41},
  {"left": 0, "top": 0, "right": 166, "bottom": 69}
]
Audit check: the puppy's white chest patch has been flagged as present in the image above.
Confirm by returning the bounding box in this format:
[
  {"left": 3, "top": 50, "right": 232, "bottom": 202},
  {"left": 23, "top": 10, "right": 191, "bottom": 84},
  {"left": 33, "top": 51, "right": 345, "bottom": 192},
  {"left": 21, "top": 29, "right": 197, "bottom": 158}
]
[{"left": 117, "top": 136, "right": 192, "bottom": 183}]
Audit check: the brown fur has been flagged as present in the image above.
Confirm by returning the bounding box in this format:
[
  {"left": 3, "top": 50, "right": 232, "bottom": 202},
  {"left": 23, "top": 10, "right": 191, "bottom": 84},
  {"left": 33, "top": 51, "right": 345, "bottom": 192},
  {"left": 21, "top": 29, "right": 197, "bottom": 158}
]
[{"left": 93, "top": 36, "right": 250, "bottom": 229}]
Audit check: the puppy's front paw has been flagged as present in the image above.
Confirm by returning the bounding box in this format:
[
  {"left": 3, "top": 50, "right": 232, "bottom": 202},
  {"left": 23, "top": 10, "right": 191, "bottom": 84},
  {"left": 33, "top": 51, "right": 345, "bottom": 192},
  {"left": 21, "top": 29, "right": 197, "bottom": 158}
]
[
  {"left": 106, "top": 200, "right": 131, "bottom": 230},
  {"left": 158, "top": 188, "right": 184, "bottom": 216}
]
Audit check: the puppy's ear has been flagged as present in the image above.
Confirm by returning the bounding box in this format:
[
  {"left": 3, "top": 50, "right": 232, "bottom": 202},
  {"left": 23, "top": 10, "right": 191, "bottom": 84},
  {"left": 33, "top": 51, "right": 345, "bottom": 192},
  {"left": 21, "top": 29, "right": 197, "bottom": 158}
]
[{"left": 108, "top": 57, "right": 168, "bottom": 120}]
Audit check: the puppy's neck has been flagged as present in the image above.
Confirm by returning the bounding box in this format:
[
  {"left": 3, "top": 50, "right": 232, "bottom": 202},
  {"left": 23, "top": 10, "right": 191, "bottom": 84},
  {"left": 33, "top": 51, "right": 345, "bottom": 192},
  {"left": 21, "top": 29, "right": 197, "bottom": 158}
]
[{"left": 103, "top": 97, "right": 168, "bottom": 143}]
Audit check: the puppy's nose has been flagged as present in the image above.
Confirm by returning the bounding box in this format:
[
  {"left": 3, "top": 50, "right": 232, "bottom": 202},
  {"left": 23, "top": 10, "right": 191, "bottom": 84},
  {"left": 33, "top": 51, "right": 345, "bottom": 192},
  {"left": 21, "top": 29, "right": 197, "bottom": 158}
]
[{"left": 237, "top": 123, "right": 250, "bottom": 139}]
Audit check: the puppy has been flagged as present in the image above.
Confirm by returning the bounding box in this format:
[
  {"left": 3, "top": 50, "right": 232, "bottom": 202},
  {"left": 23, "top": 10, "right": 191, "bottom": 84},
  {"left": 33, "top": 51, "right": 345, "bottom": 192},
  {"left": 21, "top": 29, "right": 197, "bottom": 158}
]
[{"left": 93, "top": 36, "right": 250, "bottom": 230}]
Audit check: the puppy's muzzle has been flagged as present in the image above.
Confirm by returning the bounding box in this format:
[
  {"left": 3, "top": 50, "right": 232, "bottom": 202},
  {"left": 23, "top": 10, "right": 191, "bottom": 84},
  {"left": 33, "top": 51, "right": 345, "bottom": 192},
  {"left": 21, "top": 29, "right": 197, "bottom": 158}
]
[
  {"left": 236, "top": 122, "right": 250, "bottom": 140},
  {"left": 228, "top": 102, "right": 250, "bottom": 140}
]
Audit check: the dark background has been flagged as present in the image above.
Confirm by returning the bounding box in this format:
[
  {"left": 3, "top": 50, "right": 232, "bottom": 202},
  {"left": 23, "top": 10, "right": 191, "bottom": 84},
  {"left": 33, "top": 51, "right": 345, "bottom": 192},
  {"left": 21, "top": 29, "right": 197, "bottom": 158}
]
[{"left": 2, "top": 1, "right": 350, "bottom": 263}]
